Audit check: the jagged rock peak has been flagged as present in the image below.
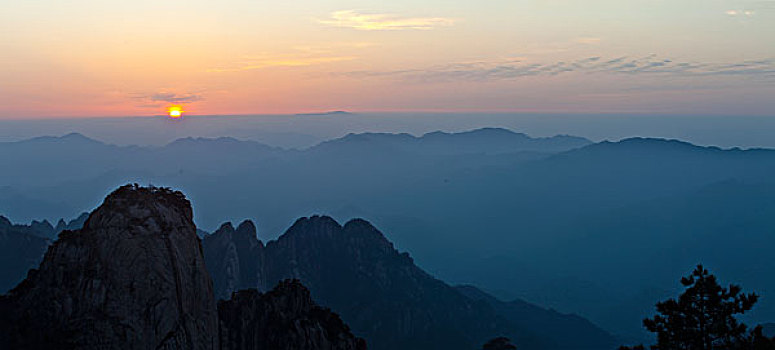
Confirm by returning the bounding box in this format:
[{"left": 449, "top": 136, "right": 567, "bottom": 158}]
[
  {"left": 218, "top": 279, "right": 367, "bottom": 350},
  {"left": 280, "top": 216, "right": 395, "bottom": 251},
  {"left": 236, "top": 220, "right": 256, "bottom": 237},
  {"left": 216, "top": 222, "right": 236, "bottom": 234},
  {"left": 81, "top": 184, "right": 193, "bottom": 232},
  {"left": 1, "top": 184, "right": 219, "bottom": 349}
]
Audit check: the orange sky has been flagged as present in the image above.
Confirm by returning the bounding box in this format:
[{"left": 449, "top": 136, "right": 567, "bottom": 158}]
[{"left": 1, "top": 0, "right": 774, "bottom": 118}]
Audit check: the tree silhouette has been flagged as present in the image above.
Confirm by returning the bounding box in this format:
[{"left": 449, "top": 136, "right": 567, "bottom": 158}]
[
  {"left": 483, "top": 337, "right": 517, "bottom": 350},
  {"left": 621, "top": 265, "right": 775, "bottom": 350}
]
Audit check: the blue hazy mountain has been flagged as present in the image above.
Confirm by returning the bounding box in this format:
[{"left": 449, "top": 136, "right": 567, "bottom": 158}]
[
  {"left": 0, "top": 216, "right": 50, "bottom": 292},
  {"left": 312, "top": 128, "right": 591, "bottom": 155},
  {"left": 1, "top": 129, "right": 774, "bottom": 341},
  {"left": 455, "top": 285, "right": 617, "bottom": 349},
  {"left": 0, "top": 212, "right": 89, "bottom": 291}
]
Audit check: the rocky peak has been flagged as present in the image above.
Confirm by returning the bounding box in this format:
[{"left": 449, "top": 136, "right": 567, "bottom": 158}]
[
  {"left": 280, "top": 215, "right": 342, "bottom": 240},
  {"left": 216, "top": 222, "right": 236, "bottom": 234},
  {"left": 82, "top": 184, "right": 194, "bottom": 234},
  {"left": 1, "top": 184, "right": 219, "bottom": 349},
  {"left": 275, "top": 216, "right": 395, "bottom": 253},
  {"left": 236, "top": 219, "right": 256, "bottom": 235},
  {"left": 204, "top": 220, "right": 265, "bottom": 300},
  {"left": 0, "top": 216, "right": 11, "bottom": 230},
  {"left": 218, "top": 279, "right": 366, "bottom": 350},
  {"left": 234, "top": 220, "right": 262, "bottom": 250}
]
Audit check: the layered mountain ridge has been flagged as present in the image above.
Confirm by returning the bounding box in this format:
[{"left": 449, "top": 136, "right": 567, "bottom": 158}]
[{"left": 5, "top": 129, "right": 775, "bottom": 340}]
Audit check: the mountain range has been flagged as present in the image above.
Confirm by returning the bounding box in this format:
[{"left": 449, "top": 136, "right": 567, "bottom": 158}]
[{"left": 2, "top": 128, "right": 775, "bottom": 340}]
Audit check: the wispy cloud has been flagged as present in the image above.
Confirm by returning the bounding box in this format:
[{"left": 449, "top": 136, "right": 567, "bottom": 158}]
[
  {"left": 339, "top": 55, "right": 775, "bottom": 82},
  {"left": 139, "top": 92, "right": 203, "bottom": 103},
  {"left": 131, "top": 91, "right": 204, "bottom": 108},
  {"left": 318, "top": 10, "right": 455, "bottom": 31}
]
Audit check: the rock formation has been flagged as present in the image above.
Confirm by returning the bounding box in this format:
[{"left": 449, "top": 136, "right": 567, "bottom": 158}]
[
  {"left": 203, "top": 220, "right": 265, "bottom": 300},
  {"left": 218, "top": 279, "right": 366, "bottom": 350},
  {"left": 203, "top": 215, "right": 617, "bottom": 350},
  {"left": 0, "top": 184, "right": 219, "bottom": 349},
  {"left": 0, "top": 185, "right": 365, "bottom": 350}
]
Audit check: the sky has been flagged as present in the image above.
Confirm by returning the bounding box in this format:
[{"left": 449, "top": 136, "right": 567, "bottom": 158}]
[{"left": 1, "top": 0, "right": 774, "bottom": 118}]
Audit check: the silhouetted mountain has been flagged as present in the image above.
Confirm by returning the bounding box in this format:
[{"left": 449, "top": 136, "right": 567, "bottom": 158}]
[
  {"left": 218, "top": 279, "right": 366, "bottom": 350},
  {"left": 204, "top": 220, "right": 264, "bottom": 300},
  {"left": 53, "top": 212, "right": 89, "bottom": 235},
  {"left": 311, "top": 128, "right": 591, "bottom": 156},
  {"left": 203, "top": 215, "right": 617, "bottom": 350},
  {"left": 456, "top": 285, "right": 618, "bottom": 349},
  {"left": 0, "top": 213, "right": 89, "bottom": 293},
  {"left": 295, "top": 111, "right": 354, "bottom": 117},
  {"left": 0, "top": 217, "right": 49, "bottom": 293},
  {"left": 0, "top": 185, "right": 364, "bottom": 350}
]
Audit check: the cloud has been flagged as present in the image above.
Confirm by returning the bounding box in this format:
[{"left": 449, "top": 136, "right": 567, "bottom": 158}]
[
  {"left": 132, "top": 91, "right": 204, "bottom": 107},
  {"left": 143, "top": 92, "right": 203, "bottom": 103},
  {"left": 339, "top": 55, "right": 775, "bottom": 82},
  {"left": 318, "top": 10, "right": 455, "bottom": 31}
]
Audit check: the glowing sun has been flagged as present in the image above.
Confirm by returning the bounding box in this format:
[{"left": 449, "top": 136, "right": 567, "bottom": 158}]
[{"left": 167, "top": 105, "right": 183, "bottom": 119}]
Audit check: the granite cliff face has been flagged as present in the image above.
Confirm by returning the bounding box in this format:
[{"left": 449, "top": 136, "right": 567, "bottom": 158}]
[
  {"left": 0, "top": 185, "right": 364, "bottom": 350},
  {"left": 218, "top": 279, "right": 366, "bottom": 350},
  {"left": 203, "top": 221, "right": 265, "bottom": 300},
  {"left": 0, "top": 185, "right": 219, "bottom": 349}
]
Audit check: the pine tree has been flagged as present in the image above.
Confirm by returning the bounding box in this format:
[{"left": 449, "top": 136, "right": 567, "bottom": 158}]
[{"left": 621, "top": 265, "right": 768, "bottom": 350}]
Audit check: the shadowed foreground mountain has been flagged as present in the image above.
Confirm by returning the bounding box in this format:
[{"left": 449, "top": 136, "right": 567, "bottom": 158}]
[
  {"left": 0, "top": 185, "right": 364, "bottom": 350},
  {"left": 203, "top": 216, "right": 617, "bottom": 350}
]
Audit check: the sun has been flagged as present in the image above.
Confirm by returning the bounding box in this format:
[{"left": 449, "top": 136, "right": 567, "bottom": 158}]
[{"left": 167, "top": 105, "right": 183, "bottom": 119}]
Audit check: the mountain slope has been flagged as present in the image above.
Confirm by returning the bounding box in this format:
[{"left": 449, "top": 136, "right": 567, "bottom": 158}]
[
  {"left": 203, "top": 215, "right": 618, "bottom": 350},
  {"left": 456, "top": 285, "right": 618, "bottom": 349},
  {"left": 0, "top": 217, "right": 49, "bottom": 293}
]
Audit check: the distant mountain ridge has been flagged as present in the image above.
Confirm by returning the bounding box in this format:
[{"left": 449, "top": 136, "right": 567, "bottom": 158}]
[{"left": 312, "top": 127, "right": 592, "bottom": 155}]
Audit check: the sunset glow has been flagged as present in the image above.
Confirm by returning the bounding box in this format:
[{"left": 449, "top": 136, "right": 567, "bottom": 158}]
[
  {"left": 168, "top": 106, "right": 183, "bottom": 119},
  {"left": 0, "top": 0, "right": 773, "bottom": 118}
]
